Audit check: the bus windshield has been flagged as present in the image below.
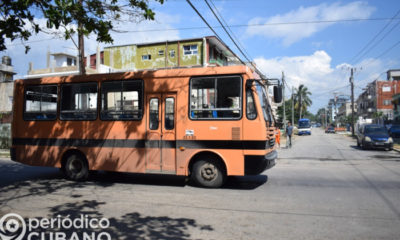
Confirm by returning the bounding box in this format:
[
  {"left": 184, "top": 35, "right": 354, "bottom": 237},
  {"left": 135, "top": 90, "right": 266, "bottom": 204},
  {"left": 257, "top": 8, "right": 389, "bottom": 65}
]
[
  {"left": 298, "top": 119, "right": 311, "bottom": 129},
  {"left": 255, "top": 82, "right": 272, "bottom": 123}
]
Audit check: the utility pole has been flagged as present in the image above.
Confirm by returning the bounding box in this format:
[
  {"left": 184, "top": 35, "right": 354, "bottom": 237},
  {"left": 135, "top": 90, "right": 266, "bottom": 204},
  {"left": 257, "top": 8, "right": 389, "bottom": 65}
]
[
  {"left": 282, "top": 71, "right": 286, "bottom": 131},
  {"left": 78, "top": 0, "right": 86, "bottom": 75},
  {"left": 291, "top": 86, "right": 294, "bottom": 125},
  {"left": 325, "top": 108, "right": 328, "bottom": 127},
  {"left": 333, "top": 91, "right": 338, "bottom": 127},
  {"left": 350, "top": 68, "right": 355, "bottom": 136}
]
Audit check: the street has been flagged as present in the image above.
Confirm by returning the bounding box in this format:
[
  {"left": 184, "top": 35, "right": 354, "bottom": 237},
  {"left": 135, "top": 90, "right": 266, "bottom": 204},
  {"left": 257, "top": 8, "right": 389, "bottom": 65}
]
[{"left": 0, "top": 128, "right": 399, "bottom": 239}]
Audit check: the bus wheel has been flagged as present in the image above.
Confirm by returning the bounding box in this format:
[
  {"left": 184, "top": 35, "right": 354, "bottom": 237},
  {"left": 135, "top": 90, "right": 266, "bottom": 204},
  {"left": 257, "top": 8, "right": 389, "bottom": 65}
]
[
  {"left": 192, "top": 158, "right": 226, "bottom": 188},
  {"left": 63, "top": 154, "right": 89, "bottom": 181}
]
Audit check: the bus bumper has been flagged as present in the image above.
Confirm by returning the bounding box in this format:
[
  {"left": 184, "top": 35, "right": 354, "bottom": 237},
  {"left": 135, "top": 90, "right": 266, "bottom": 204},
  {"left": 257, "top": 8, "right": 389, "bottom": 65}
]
[{"left": 244, "top": 150, "right": 277, "bottom": 175}]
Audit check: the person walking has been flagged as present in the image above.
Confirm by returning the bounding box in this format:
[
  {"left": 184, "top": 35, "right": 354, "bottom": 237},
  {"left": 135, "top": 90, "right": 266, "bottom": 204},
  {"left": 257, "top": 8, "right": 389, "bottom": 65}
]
[
  {"left": 275, "top": 126, "right": 281, "bottom": 148},
  {"left": 286, "top": 122, "right": 293, "bottom": 148}
]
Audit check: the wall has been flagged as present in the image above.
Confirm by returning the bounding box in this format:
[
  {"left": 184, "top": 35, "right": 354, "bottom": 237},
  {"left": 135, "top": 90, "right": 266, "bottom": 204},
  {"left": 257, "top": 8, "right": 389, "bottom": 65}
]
[
  {"left": 103, "top": 40, "right": 204, "bottom": 71},
  {"left": 0, "top": 82, "right": 13, "bottom": 112}
]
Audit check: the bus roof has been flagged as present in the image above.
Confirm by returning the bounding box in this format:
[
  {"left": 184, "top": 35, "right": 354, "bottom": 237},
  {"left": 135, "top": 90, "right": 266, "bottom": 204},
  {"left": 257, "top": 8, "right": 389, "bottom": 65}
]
[{"left": 16, "top": 65, "right": 254, "bottom": 85}]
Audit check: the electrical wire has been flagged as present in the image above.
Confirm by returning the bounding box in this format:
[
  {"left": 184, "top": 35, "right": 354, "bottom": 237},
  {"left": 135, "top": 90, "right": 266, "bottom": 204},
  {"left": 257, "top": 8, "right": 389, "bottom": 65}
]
[
  {"left": 203, "top": 0, "right": 254, "bottom": 68},
  {"left": 209, "top": 0, "right": 254, "bottom": 64},
  {"left": 353, "top": 18, "right": 400, "bottom": 64},
  {"left": 115, "top": 17, "right": 400, "bottom": 33},
  {"left": 349, "top": 9, "right": 400, "bottom": 64}
]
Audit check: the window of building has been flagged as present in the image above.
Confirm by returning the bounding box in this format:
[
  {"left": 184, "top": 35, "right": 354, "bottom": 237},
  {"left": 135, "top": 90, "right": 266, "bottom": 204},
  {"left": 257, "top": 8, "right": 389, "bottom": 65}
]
[
  {"left": 142, "top": 54, "right": 151, "bottom": 61},
  {"left": 101, "top": 80, "right": 143, "bottom": 120},
  {"left": 382, "top": 86, "right": 391, "bottom": 92},
  {"left": 60, "top": 83, "right": 98, "bottom": 120},
  {"left": 183, "top": 45, "right": 198, "bottom": 55},
  {"left": 24, "top": 85, "right": 58, "bottom": 120},
  {"left": 158, "top": 50, "right": 164, "bottom": 56},
  {"left": 170, "top": 50, "right": 175, "bottom": 58},
  {"left": 67, "top": 57, "right": 72, "bottom": 66},
  {"left": 383, "top": 99, "right": 392, "bottom": 106},
  {"left": 190, "top": 76, "right": 242, "bottom": 119}
]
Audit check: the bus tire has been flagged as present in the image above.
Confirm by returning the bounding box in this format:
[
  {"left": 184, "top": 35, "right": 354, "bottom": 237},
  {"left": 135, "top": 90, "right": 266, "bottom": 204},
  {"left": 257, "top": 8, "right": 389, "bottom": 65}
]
[
  {"left": 63, "top": 154, "right": 89, "bottom": 181},
  {"left": 191, "top": 158, "right": 226, "bottom": 188}
]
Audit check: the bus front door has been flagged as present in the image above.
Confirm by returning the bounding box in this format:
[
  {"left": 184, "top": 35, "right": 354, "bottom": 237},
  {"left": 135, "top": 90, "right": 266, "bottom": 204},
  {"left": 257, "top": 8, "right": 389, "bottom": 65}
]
[{"left": 145, "top": 93, "right": 177, "bottom": 173}]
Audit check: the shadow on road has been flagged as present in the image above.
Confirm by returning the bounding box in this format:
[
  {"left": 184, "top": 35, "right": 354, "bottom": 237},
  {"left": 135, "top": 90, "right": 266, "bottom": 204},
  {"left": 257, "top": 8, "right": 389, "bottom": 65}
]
[
  {"left": 28, "top": 200, "right": 213, "bottom": 240},
  {"left": 0, "top": 160, "right": 268, "bottom": 198}
]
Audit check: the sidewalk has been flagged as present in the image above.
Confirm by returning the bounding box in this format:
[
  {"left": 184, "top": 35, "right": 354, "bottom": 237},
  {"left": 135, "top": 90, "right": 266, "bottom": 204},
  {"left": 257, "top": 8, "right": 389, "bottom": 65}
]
[{"left": 0, "top": 149, "right": 10, "bottom": 158}]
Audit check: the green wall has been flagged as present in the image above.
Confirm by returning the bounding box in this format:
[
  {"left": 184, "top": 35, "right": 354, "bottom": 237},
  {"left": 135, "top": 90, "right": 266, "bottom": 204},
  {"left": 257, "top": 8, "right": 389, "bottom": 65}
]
[{"left": 104, "top": 40, "right": 204, "bottom": 70}]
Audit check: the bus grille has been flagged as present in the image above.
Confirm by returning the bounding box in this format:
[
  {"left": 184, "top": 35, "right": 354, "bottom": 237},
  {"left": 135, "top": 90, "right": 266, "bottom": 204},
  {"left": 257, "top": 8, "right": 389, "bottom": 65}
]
[{"left": 267, "top": 128, "right": 275, "bottom": 148}]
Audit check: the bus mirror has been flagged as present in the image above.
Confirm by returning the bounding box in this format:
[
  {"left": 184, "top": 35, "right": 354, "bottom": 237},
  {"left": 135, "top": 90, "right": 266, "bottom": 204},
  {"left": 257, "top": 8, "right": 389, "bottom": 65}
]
[{"left": 273, "top": 85, "right": 282, "bottom": 103}]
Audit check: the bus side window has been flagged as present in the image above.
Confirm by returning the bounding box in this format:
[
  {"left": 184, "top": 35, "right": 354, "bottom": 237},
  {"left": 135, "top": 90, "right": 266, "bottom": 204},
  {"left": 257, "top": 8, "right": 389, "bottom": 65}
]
[
  {"left": 24, "top": 85, "right": 58, "bottom": 121},
  {"left": 190, "top": 76, "right": 242, "bottom": 119},
  {"left": 60, "top": 83, "right": 98, "bottom": 120},
  {"left": 149, "top": 98, "right": 159, "bottom": 130},
  {"left": 165, "top": 98, "right": 175, "bottom": 130},
  {"left": 101, "top": 80, "right": 143, "bottom": 120},
  {"left": 246, "top": 88, "right": 257, "bottom": 120}
]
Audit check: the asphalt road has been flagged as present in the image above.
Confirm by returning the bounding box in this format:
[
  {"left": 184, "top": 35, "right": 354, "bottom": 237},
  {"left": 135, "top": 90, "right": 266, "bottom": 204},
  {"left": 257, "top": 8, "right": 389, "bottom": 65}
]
[{"left": 0, "top": 128, "right": 399, "bottom": 239}]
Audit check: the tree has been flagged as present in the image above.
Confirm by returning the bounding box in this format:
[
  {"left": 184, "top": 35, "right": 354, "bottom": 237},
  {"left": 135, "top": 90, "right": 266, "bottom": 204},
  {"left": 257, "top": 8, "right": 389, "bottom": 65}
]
[
  {"left": 293, "top": 84, "right": 312, "bottom": 120},
  {"left": 372, "top": 111, "right": 384, "bottom": 124},
  {"left": 0, "top": 0, "right": 164, "bottom": 74}
]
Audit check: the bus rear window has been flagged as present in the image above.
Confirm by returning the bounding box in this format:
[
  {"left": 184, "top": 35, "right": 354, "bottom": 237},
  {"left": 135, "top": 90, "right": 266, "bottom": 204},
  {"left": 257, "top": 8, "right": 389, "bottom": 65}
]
[
  {"left": 24, "top": 85, "right": 58, "bottom": 120},
  {"left": 190, "top": 76, "right": 242, "bottom": 119}
]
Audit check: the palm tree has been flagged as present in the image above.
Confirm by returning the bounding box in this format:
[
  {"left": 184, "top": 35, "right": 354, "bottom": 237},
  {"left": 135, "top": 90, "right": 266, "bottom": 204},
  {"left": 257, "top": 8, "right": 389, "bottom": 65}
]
[
  {"left": 372, "top": 111, "right": 384, "bottom": 124},
  {"left": 294, "top": 84, "right": 312, "bottom": 120}
]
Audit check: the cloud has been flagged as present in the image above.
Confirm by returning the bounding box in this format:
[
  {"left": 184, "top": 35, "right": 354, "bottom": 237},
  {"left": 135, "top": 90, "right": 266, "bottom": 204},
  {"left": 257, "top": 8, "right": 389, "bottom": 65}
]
[
  {"left": 246, "top": 1, "right": 375, "bottom": 46},
  {"left": 3, "top": 11, "right": 180, "bottom": 77},
  {"left": 254, "top": 50, "right": 393, "bottom": 113}
]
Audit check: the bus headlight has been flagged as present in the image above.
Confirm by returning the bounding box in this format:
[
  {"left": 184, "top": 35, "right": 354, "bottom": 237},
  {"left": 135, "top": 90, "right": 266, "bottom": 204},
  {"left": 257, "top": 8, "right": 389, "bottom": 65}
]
[
  {"left": 364, "top": 136, "right": 372, "bottom": 142},
  {"left": 387, "top": 137, "right": 393, "bottom": 143}
]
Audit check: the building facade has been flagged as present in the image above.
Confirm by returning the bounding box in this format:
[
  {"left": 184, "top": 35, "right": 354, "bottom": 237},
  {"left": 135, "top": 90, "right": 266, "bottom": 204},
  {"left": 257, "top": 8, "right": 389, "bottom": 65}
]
[
  {"left": 0, "top": 56, "right": 15, "bottom": 123},
  {"left": 337, "top": 101, "right": 357, "bottom": 120},
  {"left": 103, "top": 36, "right": 240, "bottom": 71},
  {"left": 357, "top": 69, "right": 400, "bottom": 121}
]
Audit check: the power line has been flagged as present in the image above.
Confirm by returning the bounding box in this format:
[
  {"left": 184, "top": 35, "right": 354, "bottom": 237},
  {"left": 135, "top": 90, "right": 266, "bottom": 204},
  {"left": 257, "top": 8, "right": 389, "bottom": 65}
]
[
  {"left": 357, "top": 39, "right": 400, "bottom": 70},
  {"left": 204, "top": 0, "right": 253, "bottom": 67},
  {"left": 185, "top": 0, "right": 225, "bottom": 46},
  {"left": 353, "top": 18, "right": 400, "bottom": 64},
  {"left": 209, "top": 0, "right": 254, "bottom": 63},
  {"left": 349, "top": 9, "right": 400, "bottom": 64},
  {"left": 115, "top": 17, "right": 400, "bottom": 33}
]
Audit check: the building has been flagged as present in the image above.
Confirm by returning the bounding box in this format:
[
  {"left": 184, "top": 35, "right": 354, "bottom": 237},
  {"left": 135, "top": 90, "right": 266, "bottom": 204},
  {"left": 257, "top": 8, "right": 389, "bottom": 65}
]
[
  {"left": 103, "top": 36, "right": 241, "bottom": 71},
  {"left": 27, "top": 52, "right": 79, "bottom": 78},
  {"left": 0, "top": 56, "right": 15, "bottom": 123},
  {"left": 0, "top": 56, "right": 15, "bottom": 149},
  {"left": 336, "top": 101, "right": 357, "bottom": 123},
  {"left": 357, "top": 70, "right": 400, "bottom": 121}
]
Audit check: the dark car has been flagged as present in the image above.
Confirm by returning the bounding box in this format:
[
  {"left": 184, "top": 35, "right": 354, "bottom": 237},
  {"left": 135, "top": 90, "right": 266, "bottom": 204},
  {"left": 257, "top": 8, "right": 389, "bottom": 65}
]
[
  {"left": 357, "top": 124, "right": 393, "bottom": 150},
  {"left": 389, "top": 125, "right": 400, "bottom": 138},
  {"left": 325, "top": 127, "right": 335, "bottom": 133}
]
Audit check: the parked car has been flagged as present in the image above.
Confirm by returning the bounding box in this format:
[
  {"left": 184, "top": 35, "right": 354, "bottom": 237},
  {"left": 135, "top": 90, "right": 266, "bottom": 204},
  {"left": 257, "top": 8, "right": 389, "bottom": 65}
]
[
  {"left": 356, "top": 124, "right": 393, "bottom": 150},
  {"left": 389, "top": 125, "right": 400, "bottom": 138},
  {"left": 325, "top": 127, "right": 335, "bottom": 133}
]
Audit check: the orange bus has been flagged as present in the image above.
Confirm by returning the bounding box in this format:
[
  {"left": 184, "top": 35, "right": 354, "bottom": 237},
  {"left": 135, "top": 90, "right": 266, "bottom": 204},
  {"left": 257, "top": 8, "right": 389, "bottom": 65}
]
[{"left": 11, "top": 65, "right": 278, "bottom": 188}]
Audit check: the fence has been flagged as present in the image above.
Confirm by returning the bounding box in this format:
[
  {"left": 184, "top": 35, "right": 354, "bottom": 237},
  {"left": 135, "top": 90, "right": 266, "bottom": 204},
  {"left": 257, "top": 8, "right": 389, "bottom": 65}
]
[{"left": 0, "top": 123, "right": 11, "bottom": 149}]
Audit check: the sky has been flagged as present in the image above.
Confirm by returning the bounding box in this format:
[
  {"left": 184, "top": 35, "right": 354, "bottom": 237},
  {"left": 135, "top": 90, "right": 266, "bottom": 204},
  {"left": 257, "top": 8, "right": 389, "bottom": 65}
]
[{"left": 2, "top": 0, "right": 400, "bottom": 114}]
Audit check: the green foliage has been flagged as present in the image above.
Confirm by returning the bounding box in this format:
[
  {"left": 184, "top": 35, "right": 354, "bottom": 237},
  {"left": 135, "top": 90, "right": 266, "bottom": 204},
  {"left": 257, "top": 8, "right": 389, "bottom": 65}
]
[
  {"left": 293, "top": 84, "right": 312, "bottom": 120},
  {"left": 0, "top": 0, "right": 164, "bottom": 52}
]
